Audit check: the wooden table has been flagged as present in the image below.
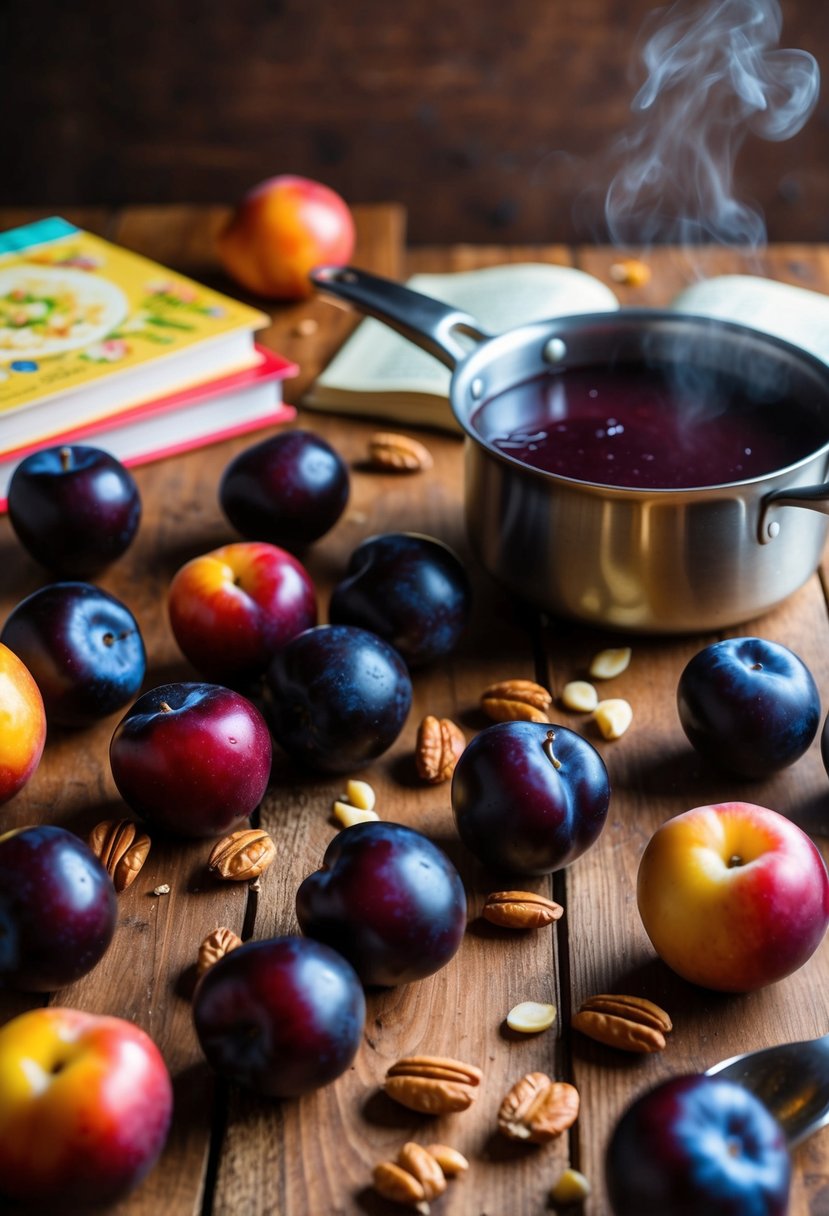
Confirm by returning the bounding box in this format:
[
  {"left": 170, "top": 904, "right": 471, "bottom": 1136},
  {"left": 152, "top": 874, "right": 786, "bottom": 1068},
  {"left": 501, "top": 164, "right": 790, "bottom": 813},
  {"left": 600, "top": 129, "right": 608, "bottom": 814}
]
[{"left": 2, "top": 205, "right": 829, "bottom": 1216}]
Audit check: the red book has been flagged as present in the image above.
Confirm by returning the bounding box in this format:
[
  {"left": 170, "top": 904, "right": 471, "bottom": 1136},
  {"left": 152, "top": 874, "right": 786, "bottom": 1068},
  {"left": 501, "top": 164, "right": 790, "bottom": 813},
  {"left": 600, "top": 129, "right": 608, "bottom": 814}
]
[{"left": 0, "top": 345, "right": 297, "bottom": 510}]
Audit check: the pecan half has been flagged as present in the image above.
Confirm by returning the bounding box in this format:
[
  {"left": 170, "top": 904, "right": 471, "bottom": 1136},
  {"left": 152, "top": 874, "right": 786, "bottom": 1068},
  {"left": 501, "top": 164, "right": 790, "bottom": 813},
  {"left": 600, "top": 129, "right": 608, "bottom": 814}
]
[
  {"left": 372, "top": 1162, "right": 428, "bottom": 1212},
  {"left": 385, "top": 1055, "right": 483, "bottom": 1114},
  {"left": 480, "top": 679, "right": 553, "bottom": 723},
  {"left": 415, "top": 715, "right": 466, "bottom": 784},
  {"left": 572, "top": 993, "right": 672, "bottom": 1053},
  {"left": 368, "top": 431, "right": 434, "bottom": 472},
  {"left": 88, "top": 819, "right": 151, "bottom": 893},
  {"left": 373, "top": 1142, "right": 468, "bottom": 1213},
  {"left": 424, "top": 1145, "right": 469, "bottom": 1177},
  {"left": 207, "top": 829, "right": 276, "bottom": 881},
  {"left": 481, "top": 889, "right": 563, "bottom": 930},
  {"left": 498, "top": 1072, "right": 580, "bottom": 1143},
  {"left": 197, "top": 926, "right": 243, "bottom": 976},
  {"left": 396, "top": 1143, "right": 446, "bottom": 1202}
]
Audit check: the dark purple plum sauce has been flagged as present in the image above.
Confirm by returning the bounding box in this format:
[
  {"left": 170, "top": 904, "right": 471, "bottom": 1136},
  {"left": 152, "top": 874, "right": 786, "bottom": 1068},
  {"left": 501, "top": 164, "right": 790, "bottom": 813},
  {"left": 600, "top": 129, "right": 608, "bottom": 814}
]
[{"left": 472, "top": 362, "right": 825, "bottom": 490}]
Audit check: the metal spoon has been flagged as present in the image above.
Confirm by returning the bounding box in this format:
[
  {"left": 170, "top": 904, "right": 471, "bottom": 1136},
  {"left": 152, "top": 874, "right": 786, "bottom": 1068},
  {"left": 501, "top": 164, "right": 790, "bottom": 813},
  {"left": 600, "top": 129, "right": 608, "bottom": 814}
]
[{"left": 705, "top": 1032, "right": 829, "bottom": 1147}]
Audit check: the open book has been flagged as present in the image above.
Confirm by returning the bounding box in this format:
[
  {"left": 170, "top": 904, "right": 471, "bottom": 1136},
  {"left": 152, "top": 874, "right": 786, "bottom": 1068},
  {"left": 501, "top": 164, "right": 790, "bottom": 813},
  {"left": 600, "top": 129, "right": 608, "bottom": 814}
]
[{"left": 304, "top": 263, "right": 829, "bottom": 434}]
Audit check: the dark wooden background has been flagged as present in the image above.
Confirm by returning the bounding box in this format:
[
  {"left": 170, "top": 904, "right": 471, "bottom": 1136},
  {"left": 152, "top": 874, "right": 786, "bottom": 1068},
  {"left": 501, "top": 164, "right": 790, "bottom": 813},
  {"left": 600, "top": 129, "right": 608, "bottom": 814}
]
[{"left": 3, "top": 0, "right": 828, "bottom": 245}]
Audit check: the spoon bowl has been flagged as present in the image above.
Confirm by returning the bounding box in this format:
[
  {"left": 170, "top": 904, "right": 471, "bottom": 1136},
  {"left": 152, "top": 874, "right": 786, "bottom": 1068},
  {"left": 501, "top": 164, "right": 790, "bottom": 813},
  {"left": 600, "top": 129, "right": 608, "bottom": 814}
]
[{"left": 706, "top": 1032, "right": 829, "bottom": 1147}]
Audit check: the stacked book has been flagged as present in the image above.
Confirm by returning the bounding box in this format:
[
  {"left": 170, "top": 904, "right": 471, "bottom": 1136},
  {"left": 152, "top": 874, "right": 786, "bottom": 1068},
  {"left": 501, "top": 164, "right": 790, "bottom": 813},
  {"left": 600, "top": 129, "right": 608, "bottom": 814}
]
[{"left": 0, "top": 216, "right": 297, "bottom": 507}]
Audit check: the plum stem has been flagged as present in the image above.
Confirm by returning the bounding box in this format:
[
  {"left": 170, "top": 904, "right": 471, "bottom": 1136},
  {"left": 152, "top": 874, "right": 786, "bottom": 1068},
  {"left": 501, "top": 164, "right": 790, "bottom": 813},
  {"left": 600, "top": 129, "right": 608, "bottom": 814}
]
[
  {"left": 543, "top": 729, "right": 562, "bottom": 770},
  {"left": 160, "top": 701, "right": 173, "bottom": 713},
  {"left": 59, "top": 446, "right": 73, "bottom": 471},
  {"left": 727, "top": 854, "right": 743, "bottom": 868}
]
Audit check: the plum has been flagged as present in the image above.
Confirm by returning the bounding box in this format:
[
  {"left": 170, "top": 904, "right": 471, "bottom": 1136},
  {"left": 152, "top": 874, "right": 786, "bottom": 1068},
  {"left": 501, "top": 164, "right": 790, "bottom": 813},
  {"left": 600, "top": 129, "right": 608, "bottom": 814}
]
[
  {"left": 677, "top": 637, "right": 820, "bottom": 778},
  {"left": 265, "top": 624, "right": 412, "bottom": 773},
  {"left": 606, "top": 1074, "right": 791, "bottom": 1216},
  {"left": 0, "top": 825, "right": 117, "bottom": 991},
  {"left": 451, "top": 720, "right": 610, "bottom": 875},
  {"left": 110, "top": 682, "right": 272, "bottom": 838},
  {"left": 193, "top": 935, "right": 365, "bottom": 1097},
  {"left": 219, "top": 428, "right": 349, "bottom": 548},
  {"left": 1, "top": 582, "right": 146, "bottom": 727},
  {"left": 296, "top": 821, "right": 467, "bottom": 986},
  {"left": 8, "top": 445, "right": 141, "bottom": 577},
  {"left": 329, "top": 531, "right": 471, "bottom": 666}
]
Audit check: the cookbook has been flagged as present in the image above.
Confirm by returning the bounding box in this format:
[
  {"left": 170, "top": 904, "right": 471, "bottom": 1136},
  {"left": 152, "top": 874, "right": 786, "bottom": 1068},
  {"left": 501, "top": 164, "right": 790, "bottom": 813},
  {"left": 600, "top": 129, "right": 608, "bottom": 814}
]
[{"left": 0, "top": 216, "right": 269, "bottom": 449}]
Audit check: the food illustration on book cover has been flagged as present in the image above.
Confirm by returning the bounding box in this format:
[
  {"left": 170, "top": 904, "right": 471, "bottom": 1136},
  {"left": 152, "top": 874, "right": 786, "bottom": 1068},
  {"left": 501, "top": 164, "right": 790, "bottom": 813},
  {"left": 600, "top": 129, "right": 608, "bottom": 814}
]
[{"left": 0, "top": 218, "right": 266, "bottom": 413}]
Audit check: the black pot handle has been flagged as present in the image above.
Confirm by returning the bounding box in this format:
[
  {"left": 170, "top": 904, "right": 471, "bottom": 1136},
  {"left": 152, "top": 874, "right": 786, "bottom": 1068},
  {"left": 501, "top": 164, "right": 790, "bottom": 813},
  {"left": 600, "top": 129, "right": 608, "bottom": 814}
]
[{"left": 309, "top": 265, "right": 493, "bottom": 370}]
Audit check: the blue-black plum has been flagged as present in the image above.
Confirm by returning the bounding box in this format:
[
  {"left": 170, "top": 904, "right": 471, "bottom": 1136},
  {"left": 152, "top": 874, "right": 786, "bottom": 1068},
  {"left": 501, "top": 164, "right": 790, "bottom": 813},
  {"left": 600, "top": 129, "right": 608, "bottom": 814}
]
[
  {"left": 296, "top": 820, "right": 467, "bottom": 987},
  {"left": 0, "top": 824, "right": 117, "bottom": 992},
  {"left": 1, "top": 582, "right": 146, "bottom": 727},
  {"left": 219, "top": 429, "right": 349, "bottom": 549},
  {"left": 8, "top": 445, "right": 141, "bottom": 577},
  {"left": 265, "top": 624, "right": 412, "bottom": 773},
  {"left": 328, "top": 532, "right": 471, "bottom": 667},
  {"left": 451, "top": 720, "right": 610, "bottom": 875},
  {"left": 192, "top": 935, "right": 365, "bottom": 1098},
  {"left": 677, "top": 637, "right": 820, "bottom": 779},
  {"left": 605, "top": 1074, "right": 791, "bottom": 1216}
]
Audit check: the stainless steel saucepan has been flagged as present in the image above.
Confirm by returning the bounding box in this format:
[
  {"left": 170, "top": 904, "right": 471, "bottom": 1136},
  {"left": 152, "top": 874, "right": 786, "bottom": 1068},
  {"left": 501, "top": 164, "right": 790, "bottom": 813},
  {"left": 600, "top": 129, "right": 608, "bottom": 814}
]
[{"left": 311, "top": 265, "right": 829, "bottom": 634}]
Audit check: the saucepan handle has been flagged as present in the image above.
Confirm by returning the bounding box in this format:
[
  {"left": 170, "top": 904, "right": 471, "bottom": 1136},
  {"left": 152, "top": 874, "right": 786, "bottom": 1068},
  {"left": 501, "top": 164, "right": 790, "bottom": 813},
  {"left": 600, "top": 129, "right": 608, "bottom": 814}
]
[
  {"left": 760, "top": 482, "right": 829, "bottom": 544},
  {"left": 310, "top": 265, "right": 493, "bottom": 370}
]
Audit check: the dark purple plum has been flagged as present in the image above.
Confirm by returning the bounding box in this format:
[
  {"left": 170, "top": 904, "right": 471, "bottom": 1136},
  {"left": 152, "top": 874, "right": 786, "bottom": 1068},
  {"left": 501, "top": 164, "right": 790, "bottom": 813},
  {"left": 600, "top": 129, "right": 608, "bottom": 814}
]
[
  {"left": 265, "top": 624, "right": 412, "bottom": 773},
  {"left": 8, "top": 444, "right": 141, "bottom": 577},
  {"left": 677, "top": 637, "right": 820, "bottom": 779},
  {"left": 329, "top": 532, "right": 471, "bottom": 667},
  {"left": 0, "top": 824, "right": 117, "bottom": 991},
  {"left": 110, "top": 682, "right": 272, "bottom": 838},
  {"left": 193, "top": 935, "right": 365, "bottom": 1098},
  {"left": 1, "top": 582, "right": 146, "bottom": 728},
  {"left": 451, "top": 720, "right": 610, "bottom": 875},
  {"left": 606, "top": 1074, "right": 791, "bottom": 1216},
  {"left": 296, "top": 821, "right": 467, "bottom": 987},
  {"left": 219, "top": 429, "right": 349, "bottom": 548}
]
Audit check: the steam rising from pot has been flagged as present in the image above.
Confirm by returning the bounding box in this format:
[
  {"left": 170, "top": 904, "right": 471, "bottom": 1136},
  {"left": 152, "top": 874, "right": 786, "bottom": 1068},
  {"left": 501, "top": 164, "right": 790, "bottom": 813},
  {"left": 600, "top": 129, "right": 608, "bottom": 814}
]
[{"left": 603, "top": 0, "right": 819, "bottom": 247}]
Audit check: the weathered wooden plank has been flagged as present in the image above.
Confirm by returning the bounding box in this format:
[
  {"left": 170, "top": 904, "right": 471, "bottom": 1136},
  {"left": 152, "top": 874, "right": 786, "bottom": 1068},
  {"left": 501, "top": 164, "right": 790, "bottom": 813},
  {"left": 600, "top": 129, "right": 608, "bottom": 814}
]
[{"left": 554, "top": 245, "right": 829, "bottom": 1216}]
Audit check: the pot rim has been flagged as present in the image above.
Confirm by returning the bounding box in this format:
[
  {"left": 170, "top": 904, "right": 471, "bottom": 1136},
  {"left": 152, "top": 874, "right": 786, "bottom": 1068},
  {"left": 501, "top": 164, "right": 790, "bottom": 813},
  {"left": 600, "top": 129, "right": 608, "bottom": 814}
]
[{"left": 450, "top": 308, "right": 829, "bottom": 498}]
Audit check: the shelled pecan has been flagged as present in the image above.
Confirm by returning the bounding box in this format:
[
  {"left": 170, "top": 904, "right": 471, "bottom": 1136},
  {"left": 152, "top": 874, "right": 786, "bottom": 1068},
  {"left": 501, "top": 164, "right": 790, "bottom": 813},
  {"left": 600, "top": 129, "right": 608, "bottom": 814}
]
[
  {"left": 88, "top": 819, "right": 151, "bottom": 893},
  {"left": 207, "top": 829, "right": 276, "bottom": 881},
  {"left": 572, "top": 993, "right": 672, "bottom": 1053},
  {"left": 384, "top": 1055, "right": 483, "bottom": 1114}
]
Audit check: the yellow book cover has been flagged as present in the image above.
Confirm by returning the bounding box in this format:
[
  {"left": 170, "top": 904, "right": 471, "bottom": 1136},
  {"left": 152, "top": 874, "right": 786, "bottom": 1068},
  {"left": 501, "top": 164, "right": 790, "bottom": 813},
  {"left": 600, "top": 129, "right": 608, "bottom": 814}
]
[{"left": 0, "top": 217, "right": 269, "bottom": 448}]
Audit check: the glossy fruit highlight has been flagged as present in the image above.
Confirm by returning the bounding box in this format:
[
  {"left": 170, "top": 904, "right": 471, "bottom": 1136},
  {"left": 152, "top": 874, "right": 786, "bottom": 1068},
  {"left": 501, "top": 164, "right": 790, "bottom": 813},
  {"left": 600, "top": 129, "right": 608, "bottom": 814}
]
[
  {"left": 216, "top": 175, "right": 355, "bottom": 301},
  {"left": 296, "top": 821, "right": 467, "bottom": 986},
  {"left": 266, "top": 624, "right": 413, "bottom": 773},
  {"left": 606, "top": 1073, "right": 791, "bottom": 1216},
  {"left": 110, "top": 682, "right": 272, "bottom": 838},
  {"left": 0, "top": 1007, "right": 173, "bottom": 1208},
  {"left": 0, "top": 641, "right": 46, "bottom": 804},
  {"left": 220, "top": 428, "right": 349, "bottom": 549},
  {"left": 677, "top": 636, "right": 820, "bottom": 778},
  {"left": 329, "top": 531, "right": 471, "bottom": 667},
  {"left": 637, "top": 801, "right": 829, "bottom": 991},
  {"left": 1, "top": 581, "right": 146, "bottom": 727},
  {"left": 8, "top": 444, "right": 141, "bottom": 577},
  {"left": 451, "top": 720, "right": 610, "bottom": 875},
  {"left": 193, "top": 935, "right": 366, "bottom": 1097},
  {"left": 0, "top": 824, "right": 117, "bottom": 991},
  {"left": 168, "top": 540, "right": 317, "bottom": 683}
]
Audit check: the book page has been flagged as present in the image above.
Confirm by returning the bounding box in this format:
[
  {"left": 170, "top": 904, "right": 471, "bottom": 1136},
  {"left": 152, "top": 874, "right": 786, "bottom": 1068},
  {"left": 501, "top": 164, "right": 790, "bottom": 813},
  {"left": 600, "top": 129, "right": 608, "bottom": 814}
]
[
  {"left": 311, "top": 263, "right": 621, "bottom": 400},
  {"left": 671, "top": 275, "right": 829, "bottom": 364}
]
